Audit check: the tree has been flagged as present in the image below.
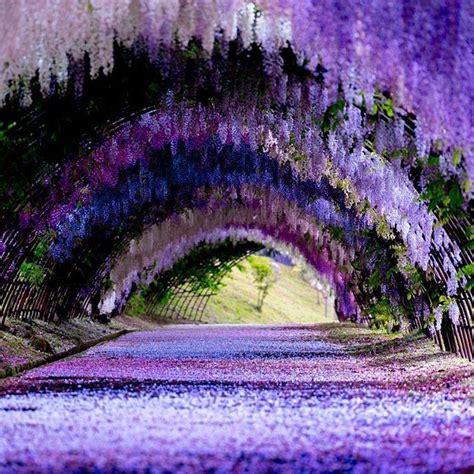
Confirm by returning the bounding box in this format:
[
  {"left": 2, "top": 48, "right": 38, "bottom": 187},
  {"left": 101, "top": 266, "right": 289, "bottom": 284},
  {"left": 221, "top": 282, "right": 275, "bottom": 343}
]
[{"left": 247, "top": 256, "right": 276, "bottom": 312}]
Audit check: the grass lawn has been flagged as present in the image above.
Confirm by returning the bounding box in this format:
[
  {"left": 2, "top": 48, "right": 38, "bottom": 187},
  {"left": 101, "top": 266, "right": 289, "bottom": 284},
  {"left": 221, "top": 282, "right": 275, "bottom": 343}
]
[{"left": 201, "top": 257, "right": 336, "bottom": 324}]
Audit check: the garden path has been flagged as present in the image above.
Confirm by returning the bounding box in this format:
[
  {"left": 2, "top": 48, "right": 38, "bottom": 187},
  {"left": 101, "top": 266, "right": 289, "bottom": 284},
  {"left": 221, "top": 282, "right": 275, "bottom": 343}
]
[{"left": 1, "top": 323, "right": 473, "bottom": 473}]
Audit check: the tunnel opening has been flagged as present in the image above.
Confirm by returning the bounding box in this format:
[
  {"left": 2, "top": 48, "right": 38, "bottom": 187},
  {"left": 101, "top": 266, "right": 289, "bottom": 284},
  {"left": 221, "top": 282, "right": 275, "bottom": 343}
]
[{"left": 114, "top": 238, "right": 338, "bottom": 325}]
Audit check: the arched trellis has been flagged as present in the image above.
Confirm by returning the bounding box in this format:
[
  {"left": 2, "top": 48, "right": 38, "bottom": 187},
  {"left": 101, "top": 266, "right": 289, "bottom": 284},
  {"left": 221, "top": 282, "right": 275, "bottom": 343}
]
[
  {"left": 0, "top": 3, "right": 472, "bottom": 359},
  {"left": 1, "top": 112, "right": 472, "bottom": 356},
  {"left": 140, "top": 240, "right": 263, "bottom": 322},
  {"left": 1, "top": 141, "right": 367, "bottom": 323},
  {"left": 1, "top": 133, "right": 470, "bottom": 357},
  {"left": 91, "top": 188, "right": 364, "bottom": 323}
]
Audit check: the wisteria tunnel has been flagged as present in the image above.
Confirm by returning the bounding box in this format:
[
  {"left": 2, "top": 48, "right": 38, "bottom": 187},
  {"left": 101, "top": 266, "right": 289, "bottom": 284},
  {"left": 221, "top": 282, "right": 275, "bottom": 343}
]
[
  {"left": 0, "top": 1, "right": 474, "bottom": 472},
  {"left": 0, "top": 0, "right": 472, "bottom": 359}
]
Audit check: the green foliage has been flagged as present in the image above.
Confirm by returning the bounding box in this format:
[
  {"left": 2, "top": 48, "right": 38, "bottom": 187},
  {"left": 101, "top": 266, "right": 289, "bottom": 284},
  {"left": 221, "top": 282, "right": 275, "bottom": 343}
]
[
  {"left": 18, "top": 262, "right": 45, "bottom": 287},
  {"left": 33, "top": 238, "right": 49, "bottom": 260},
  {"left": 371, "top": 96, "right": 395, "bottom": 118},
  {"left": 155, "top": 289, "right": 172, "bottom": 307},
  {"left": 427, "top": 155, "right": 440, "bottom": 166},
  {"left": 204, "top": 258, "right": 329, "bottom": 324},
  {"left": 247, "top": 255, "right": 275, "bottom": 312},
  {"left": 458, "top": 263, "right": 474, "bottom": 276},
  {"left": 420, "top": 174, "right": 464, "bottom": 219},
  {"left": 319, "top": 99, "right": 346, "bottom": 134},
  {"left": 103, "top": 278, "right": 114, "bottom": 292},
  {"left": 122, "top": 240, "right": 263, "bottom": 319},
  {"left": 452, "top": 148, "right": 462, "bottom": 166},
  {"left": 126, "top": 293, "right": 147, "bottom": 317},
  {"left": 17, "top": 236, "right": 51, "bottom": 287},
  {"left": 366, "top": 268, "right": 381, "bottom": 290},
  {"left": 400, "top": 263, "right": 425, "bottom": 300},
  {"left": 329, "top": 226, "right": 344, "bottom": 243},
  {"left": 247, "top": 255, "right": 273, "bottom": 282},
  {"left": 192, "top": 273, "right": 223, "bottom": 292},
  {"left": 437, "top": 295, "right": 454, "bottom": 307},
  {"left": 182, "top": 41, "right": 202, "bottom": 62},
  {"left": 350, "top": 232, "right": 429, "bottom": 331},
  {"left": 423, "top": 294, "right": 455, "bottom": 329},
  {"left": 0, "top": 121, "right": 16, "bottom": 142},
  {"left": 368, "top": 297, "right": 401, "bottom": 333}
]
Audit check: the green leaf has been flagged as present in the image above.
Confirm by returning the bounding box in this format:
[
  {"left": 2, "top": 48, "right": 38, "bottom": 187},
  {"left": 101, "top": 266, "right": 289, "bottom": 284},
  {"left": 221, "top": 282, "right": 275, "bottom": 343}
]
[
  {"left": 320, "top": 99, "right": 346, "bottom": 133},
  {"left": 367, "top": 269, "right": 380, "bottom": 289},
  {"left": 329, "top": 226, "right": 344, "bottom": 242},
  {"left": 448, "top": 182, "right": 463, "bottom": 210},
  {"left": 126, "top": 293, "right": 147, "bottom": 317},
  {"left": 466, "top": 225, "right": 474, "bottom": 239},
  {"left": 33, "top": 239, "right": 49, "bottom": 260},
  {"left": 452, "top": 148, "right": 462, "bottom": 166},
  {"left": 382, "top": 98, "right": 394, "bottom": 118},
  {"left": 18, "top": 261, "right": 45, "bottom": 287},
  {"left": 438, "top": 295, "right": 452, "bottom": 306},
  {"left": 427, "top": 155, "right": 440, "bottom": 167},
  {"left": 351, "top": 258, "right": 364, "bottom": 272},
  {"left": 461, "top": 263, "right": 474, "bottom": 276}
]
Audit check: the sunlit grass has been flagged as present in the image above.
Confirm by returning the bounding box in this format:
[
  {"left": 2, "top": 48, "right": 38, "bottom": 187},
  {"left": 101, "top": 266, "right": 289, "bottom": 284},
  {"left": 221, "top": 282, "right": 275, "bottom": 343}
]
[{"left": 202, "top": 258, "right": 335, "bottom": 324}]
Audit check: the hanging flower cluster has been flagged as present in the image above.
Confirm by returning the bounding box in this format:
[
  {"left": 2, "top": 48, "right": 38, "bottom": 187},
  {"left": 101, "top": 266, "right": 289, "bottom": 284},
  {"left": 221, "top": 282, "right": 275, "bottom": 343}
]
[
  {"left": 1, "top": 1, "right": 471, "bottom": 179},
  {"left": 49, "top": 144, "right": 363, "bottom": 261},
  {"left": 30, "top": 88, "right": 460, "bottom": 281}
]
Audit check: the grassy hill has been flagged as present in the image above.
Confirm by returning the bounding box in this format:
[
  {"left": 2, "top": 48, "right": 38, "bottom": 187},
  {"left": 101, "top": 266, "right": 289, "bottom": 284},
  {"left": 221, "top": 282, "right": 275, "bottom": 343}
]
[{"left": 201, "top": 257, "right": 336, "bottom": 324}]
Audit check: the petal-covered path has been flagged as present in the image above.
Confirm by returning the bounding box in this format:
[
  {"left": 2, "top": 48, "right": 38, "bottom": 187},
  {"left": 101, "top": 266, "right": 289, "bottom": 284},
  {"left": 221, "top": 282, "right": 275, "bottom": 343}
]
[{"left": 0, "top": 324, "right": 473, "bottom": 473}]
